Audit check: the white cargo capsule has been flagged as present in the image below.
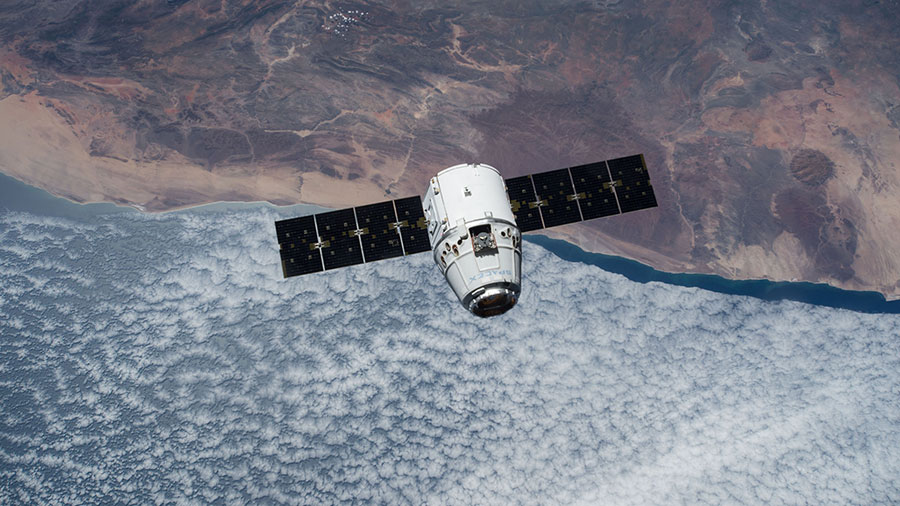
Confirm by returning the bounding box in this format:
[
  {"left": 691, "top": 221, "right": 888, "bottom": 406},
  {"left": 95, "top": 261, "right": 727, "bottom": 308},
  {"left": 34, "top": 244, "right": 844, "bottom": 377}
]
[
  {"left": 274, "top": 154, "right": 657, "bottom": 318},
  {"left": 422, "top": 163, "right": 522, "bottom": 317}
]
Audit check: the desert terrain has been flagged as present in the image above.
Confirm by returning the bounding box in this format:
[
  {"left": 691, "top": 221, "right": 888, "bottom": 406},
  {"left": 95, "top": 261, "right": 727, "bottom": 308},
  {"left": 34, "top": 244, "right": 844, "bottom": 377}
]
[{"left": 1, "top": 0, "right": 898, "bottom": 297}]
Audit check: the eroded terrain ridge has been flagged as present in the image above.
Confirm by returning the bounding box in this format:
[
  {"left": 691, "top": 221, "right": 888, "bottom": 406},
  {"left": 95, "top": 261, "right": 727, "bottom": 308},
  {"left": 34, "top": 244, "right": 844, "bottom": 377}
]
[{"left": 1, "top": 0, "right": 898, "bottom": 296}]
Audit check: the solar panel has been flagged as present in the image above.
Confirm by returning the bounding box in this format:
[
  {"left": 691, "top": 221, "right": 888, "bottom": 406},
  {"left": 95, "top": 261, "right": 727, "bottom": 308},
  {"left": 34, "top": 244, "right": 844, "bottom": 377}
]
[
  {"left": 504, "top": 175, "right": 544, "bottom": 232},
  {"left": 274, "top": 215, "right": 323, "bottom": 277},
  {"left": 606, "top": 154, "right": 658, "bottom": 213},
  {"left": 570, "top": 161, "right": 621, "bottom": 220},
  {"left": 315, "top": 208, "right": 365, "bottom": 270},
  {"left": 273, "top": 153, "right": 657, "bottom": 279},
  {"left": 354, "top": 200, "right": 404, "bottom": 262},
  {"left": 393, "top": 196, "right": 431, "bottom": 254},
  {"left": 531, "top": 168, "right": 582, "bottom": 228}
]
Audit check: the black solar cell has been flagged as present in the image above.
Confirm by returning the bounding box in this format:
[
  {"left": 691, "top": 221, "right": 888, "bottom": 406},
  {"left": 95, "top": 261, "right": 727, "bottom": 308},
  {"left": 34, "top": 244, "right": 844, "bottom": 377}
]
[
  {"left": 273, "top": 153, "right": 657, "bottom": 278},
  {"left": 570, "top": 161, "right": 620, "bottom": 220},
  {"left": 273, "top": 215, "right": 323, "bottom": 277},
  {"left": 315, "top": 208, "right": 365, "bottom": 270},
  {"left": 606, "top": 154, "right": 658, "bottom": 213},
  {"left": 504, "top": 175, "right": 544, "bottom": 232},
  {"left": 531, "top": 168, "right": 582, "bottom": 228},
  {"left": 393, "top": 196, "right": 431, "bottom": 254},
  {"left": 354, "top": 200, "right": 404, "bottom": 263}
]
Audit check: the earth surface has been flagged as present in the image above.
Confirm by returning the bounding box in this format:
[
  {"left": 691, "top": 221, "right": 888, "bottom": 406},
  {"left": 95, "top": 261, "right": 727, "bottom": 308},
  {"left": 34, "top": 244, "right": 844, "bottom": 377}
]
[
  {"left": 1, "top": 187, "right": 899, "bottom": 503},
  {"left": 3, "top": 2, "right": 900, "bottom": 502},
  {"left": 1, "top": 0, "right": 899, "bottom": 297}
]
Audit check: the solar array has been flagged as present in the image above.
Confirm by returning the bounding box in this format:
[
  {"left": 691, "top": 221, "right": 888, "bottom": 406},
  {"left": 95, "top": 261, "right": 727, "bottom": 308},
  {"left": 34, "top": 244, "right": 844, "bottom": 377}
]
[
  {"left": 505, "top": 154, "right": 657, "bottom": 232},
  {"left": 274, "top": 154, "right": 657, "bottom": 277},
  {"left": 274, "top": 196, "right": 429, "bottom": 277}
]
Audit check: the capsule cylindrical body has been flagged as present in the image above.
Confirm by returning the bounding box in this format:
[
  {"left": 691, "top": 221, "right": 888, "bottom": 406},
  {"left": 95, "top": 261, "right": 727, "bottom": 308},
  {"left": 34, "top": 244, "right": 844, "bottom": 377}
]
[{"left": 423, "top": 163, "right": 522, "bottom": 317}]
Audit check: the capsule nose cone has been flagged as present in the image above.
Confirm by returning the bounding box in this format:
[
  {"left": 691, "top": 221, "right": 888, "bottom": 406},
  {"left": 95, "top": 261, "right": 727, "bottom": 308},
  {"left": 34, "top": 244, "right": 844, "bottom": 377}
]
[{"left": 469, "top": 287, "right": 519, "bottom": 317}]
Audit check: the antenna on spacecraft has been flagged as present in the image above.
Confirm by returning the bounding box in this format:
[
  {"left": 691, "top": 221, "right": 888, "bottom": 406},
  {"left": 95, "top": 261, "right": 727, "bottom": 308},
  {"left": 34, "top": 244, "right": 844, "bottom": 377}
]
[{"left": 274, "top": 154, "right": 658, "bottom": 317}]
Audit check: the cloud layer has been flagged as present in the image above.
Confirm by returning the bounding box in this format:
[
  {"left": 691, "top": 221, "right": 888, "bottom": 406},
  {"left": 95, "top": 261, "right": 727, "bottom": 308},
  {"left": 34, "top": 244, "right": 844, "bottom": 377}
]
[{"left": 1, "top": 206, "right": 899, "bottom": 504}]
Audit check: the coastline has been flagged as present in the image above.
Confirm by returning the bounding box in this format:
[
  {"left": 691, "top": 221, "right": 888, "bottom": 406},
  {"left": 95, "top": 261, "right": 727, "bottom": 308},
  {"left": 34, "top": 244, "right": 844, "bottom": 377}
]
[
  {"left": 0, "top": 170, "right": 328, "bottom": 218},
  {"left": 525, "top": 235, "right": 900, "bottom": 314},
  {"left": 2, "top": 170, "right": 897, "bottom": 312}
]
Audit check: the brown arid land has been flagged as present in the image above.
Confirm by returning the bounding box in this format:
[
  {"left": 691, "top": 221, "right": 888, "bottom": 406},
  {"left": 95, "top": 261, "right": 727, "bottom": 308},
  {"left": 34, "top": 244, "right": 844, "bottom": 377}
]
[{"left": 1, "top": 0, "right": 899, "bottom": 298}]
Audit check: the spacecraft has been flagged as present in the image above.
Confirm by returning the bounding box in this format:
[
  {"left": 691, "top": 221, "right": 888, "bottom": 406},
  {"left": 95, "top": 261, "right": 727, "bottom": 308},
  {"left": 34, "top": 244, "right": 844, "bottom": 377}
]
[{"left": 273, "top": 154, "right": 658, "bottom": 317}]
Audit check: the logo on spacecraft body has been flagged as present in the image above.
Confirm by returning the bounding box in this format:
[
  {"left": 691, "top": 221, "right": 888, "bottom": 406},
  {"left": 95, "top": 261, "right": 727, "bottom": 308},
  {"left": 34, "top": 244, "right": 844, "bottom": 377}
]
[{"left": 468, "top": 269, "right": 512, "bottom": 283}]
